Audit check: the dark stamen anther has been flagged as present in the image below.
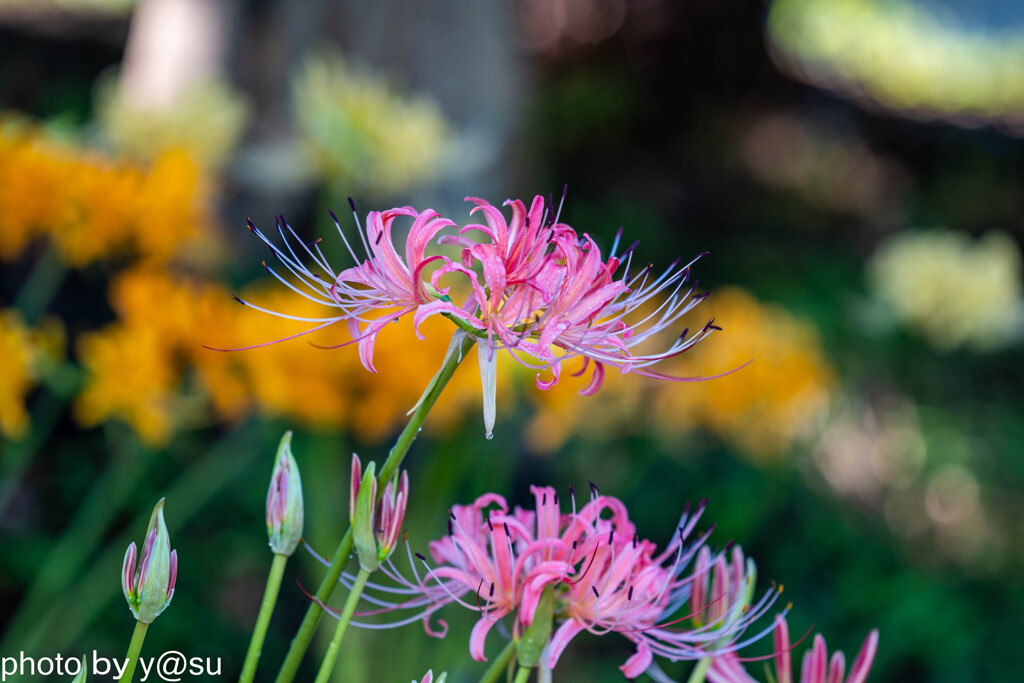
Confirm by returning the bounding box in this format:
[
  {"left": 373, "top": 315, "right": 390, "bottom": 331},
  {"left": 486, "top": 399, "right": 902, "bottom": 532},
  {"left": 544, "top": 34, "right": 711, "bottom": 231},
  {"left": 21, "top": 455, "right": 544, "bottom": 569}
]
[
  {"left": 591, "top": 586, "right": 600, "bottom": 598},
  {"left": 628, "top": 586, "right": 634, "bottom": 601}
]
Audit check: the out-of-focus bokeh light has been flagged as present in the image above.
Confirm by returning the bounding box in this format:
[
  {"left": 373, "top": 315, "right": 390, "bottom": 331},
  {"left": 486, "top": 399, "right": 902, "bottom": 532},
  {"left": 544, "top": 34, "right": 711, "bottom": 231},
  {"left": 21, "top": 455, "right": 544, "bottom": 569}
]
[
  {"left": 768, "top": 0, "right": 1024, "bottom": 131},
  {"left": 741, "top": 111, "right": 910, "bottom": 218},
  {"left": 867, "top": 229, "right": 1024, "bottom": 351},
  {"left": 816, "top": 395, "right": 1002, "bottom": 568}
]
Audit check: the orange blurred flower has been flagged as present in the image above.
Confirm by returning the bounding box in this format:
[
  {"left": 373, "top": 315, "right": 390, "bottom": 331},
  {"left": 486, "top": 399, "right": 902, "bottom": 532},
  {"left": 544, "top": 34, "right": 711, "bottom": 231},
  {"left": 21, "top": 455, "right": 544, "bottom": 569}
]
[
  {"left": 526, "top": 287, "right": 835, "bottom": 459},
  {"left": 0, "top": 310, "right": 65, "bottom": 439},
  {"left": 0, "top": 120, "right": 211, "bottom": 266},
  {"left": 74, "top": 267, "right": 508, "bottom": 445}
]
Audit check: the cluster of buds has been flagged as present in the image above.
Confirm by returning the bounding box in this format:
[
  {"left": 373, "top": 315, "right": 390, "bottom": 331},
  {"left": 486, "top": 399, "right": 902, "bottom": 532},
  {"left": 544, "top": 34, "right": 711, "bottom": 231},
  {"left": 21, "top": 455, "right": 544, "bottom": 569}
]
[
  {"left": 350, "top": 454, "right": 409, "bottom": 572},
  {"left": 122, "top": 499, "right": 177, "bottom": 624},
  {"left": 237, "top": 193, "right": 720, "bottom": 438},
  {"left": 266, "top": 431, "right": 304, "bottom": 556}
]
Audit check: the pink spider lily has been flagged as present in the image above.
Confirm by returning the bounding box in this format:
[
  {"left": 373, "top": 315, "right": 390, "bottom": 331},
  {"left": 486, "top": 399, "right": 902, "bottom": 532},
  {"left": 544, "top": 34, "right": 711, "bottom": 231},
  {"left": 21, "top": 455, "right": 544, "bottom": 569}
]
[
  {"left": 413, "top": 671, "right": 446, "bottom": 683},
  {"left": 223, "top": 192, "right": 725, "bottom": 439},
  {"left": 220, "top": 203, "right": 455, "bottom": 372},
  {"left": 707, "top": 616, "right": 879, "bottom": 683},
  {"left": 416, "top": 194, "right": 725, "bottom": 437},
  {"left": 305, "top": 485, "right": 784, "bottom": 679},
  {"left": 546, "top": 536, "right": 785, "bottom": 678}
]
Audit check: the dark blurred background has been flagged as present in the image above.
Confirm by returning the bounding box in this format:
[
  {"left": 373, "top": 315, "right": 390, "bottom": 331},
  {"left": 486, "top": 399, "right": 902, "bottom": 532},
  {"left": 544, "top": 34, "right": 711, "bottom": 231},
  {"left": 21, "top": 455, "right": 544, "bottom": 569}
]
[{"left": 1, "top": 0, "right": 1023, "bottom": 681}]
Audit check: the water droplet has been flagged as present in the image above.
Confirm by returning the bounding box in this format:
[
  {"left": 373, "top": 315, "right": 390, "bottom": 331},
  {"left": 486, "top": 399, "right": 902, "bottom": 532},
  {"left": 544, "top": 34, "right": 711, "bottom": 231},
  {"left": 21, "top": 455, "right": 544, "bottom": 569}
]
[
  {"left": 392, "top": 318, "right": 400, "bottom": 324},
  {"left": 485, "top": 432, "right": 494, "bottom": 440},
  {"left": 417, "top": 427, "right": 422, "bottom": 433}
]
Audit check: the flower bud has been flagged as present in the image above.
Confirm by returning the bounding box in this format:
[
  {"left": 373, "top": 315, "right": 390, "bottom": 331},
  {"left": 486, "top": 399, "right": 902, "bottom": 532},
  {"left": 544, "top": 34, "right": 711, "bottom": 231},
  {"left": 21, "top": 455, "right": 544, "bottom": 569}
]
[
  {"left": 122, "top": 498, "right": 177, "bottom": 623},
  {"left": 349, "top": 454, "right": 409, "bottom": 572},
  {"left": 376, "top": 470, "right": 408, "bottom": 562},
  {"left": 70, "top": 656, "right": 86, "bottom": 682},
  {"left": 351, "top": 456, "right": 379, "bottom": 571},
  {"left": 266, "top": 431, "right": 304, "bottom": 556}
]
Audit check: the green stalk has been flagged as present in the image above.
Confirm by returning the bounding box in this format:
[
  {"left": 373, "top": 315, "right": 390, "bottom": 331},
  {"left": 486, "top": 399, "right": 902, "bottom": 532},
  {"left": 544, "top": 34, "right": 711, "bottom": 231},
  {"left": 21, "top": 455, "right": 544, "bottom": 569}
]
[
  {"left": 118, "top": 621, "right": 149, "bottom": 683},
  {"left": 275, "top": 333, "right": 474, "bottom": 683},
  {"left": 13, "top": 245, "right": 66, "bottom": 325},
  {"left": 513, "top": 667, "right": 532, "bottom": 683},
  {"left": 312, "top": 568, "right": 371, "bottom": 683},
  {"left": 239, "top": 553, "right": 289, "bottom": 683},
  {"left": 477, "top": 640, "right": 517, "bottom": 683},
  {"left": 686, "top": 657, "right": 712, "bottom": 683}
]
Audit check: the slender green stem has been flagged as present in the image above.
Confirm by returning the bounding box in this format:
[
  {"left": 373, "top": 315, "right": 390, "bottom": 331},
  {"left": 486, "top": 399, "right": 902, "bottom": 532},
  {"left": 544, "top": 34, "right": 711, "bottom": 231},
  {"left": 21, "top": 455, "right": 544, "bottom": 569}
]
[
  {"left": 118, "top": 621, "right": 149, "bottom": 683},
  {"left": 312, "top": 568, "right": 370, "bottom": 683},
  {"left": 513, "top": 666, "right": 532, "bottom": 683},
  {"left": 477, "top": 640, "right": 518, "bottom": 683},
  {"left": 686, "top": 657, "right": 712, "bottom": 683},
  {"left": 13, "top": 245, "right": 66, "bottom": 325},
  {"left": 239, "top": 553, "right": 289, "bottom": 683},
  {"left": 275, "top": 333, "right": 474, "bottom": 683}
]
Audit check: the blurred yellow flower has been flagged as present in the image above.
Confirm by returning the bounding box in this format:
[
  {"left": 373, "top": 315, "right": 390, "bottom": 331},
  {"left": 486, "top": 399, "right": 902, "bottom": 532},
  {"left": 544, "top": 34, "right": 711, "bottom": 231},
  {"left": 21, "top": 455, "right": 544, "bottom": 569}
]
[
  {"left": 0, "top": 120, "right": 212, "bottom": 266},
  {"left": 293, "top": 52, "right": 452, "bottom": 196},
  {"left": 75, "top": 322, "right": 178, "bottom": 446},
  {"left": 0, "top": 310, "right": 65, "bottom": 439},
  {"left": 95, "top": 74, "right": 249, "bottom": 170},
  {"left": 868, "top": 230, "right": 1024, "bottom": 351},
  {"left": 74, "top": 267, "right": 504, "bottom": 445},
  {"left": 526, "top": 288, "right": 836, "bottom": 459}
]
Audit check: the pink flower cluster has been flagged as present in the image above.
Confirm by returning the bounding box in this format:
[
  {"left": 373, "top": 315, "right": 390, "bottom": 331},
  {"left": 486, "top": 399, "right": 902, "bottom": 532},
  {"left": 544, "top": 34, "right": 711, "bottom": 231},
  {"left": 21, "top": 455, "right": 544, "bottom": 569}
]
[
  {"left": 708, "top": 615, "right": 878, "bottom": 683},
  {"left": 312, "top": 485, "right": 786, "bottom": 679},
  {"left": 236, "top": 193, "right": 719, "bottom": 436}
]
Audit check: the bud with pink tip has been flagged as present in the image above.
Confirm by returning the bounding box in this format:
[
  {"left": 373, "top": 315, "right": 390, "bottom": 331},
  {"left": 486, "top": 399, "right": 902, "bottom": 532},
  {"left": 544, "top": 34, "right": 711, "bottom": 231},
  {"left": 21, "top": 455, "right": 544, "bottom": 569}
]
[
  {"left": 267, "top": 431, "right": 304, "bottom": 556},
  {"left": 349, "top": 454, "right": 409, "bottom": 572},
  {"left": 122, "top": 499, "right": 177, "bottom": 623}
]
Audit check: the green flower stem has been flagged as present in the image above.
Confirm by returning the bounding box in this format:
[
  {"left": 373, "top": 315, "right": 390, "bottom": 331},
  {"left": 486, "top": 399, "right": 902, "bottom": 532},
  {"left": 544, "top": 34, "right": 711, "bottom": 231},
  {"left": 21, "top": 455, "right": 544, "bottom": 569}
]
[
  {"left": 118, "top": 620, "right": 149, "bottom": 683},
  {"left": 513, "top": 666, "right": 532, "bottom": 683},
  {"left": 13, "top": 245, "right": 66, "bottom": 325},
  {"left": 686, "top": 657, "right": 712, "bottom": 683},
  {"left": 477, "top": 640, "right": 517, "bottom": 683},
  {"left": 312, "top": 568, "right": 371, "bottom": 683},
  {"left": 239, "top": 553, "right": 290, "bottom": 683},
  {"left": 275, "top": 333, "right": 474, "bottom": 683}
]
